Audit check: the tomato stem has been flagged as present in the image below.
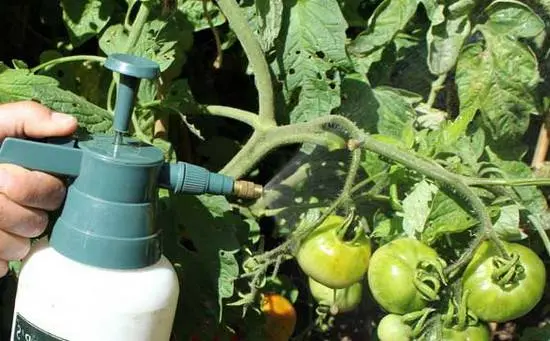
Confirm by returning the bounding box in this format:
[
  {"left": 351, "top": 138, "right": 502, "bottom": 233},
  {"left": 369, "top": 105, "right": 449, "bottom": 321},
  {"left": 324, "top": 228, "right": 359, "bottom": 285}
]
[
  {"left": 30, "top": 55, "right": 106, "bottom": 74},
  {"left": 215, "top": 0, "right": 276, "bottom": 127}
]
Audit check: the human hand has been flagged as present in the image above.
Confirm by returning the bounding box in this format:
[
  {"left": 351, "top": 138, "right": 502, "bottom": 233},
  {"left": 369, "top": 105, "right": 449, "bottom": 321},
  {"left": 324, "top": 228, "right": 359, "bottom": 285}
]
[{"left": 0, "top": 101, "right": 77, "bottom": 277}]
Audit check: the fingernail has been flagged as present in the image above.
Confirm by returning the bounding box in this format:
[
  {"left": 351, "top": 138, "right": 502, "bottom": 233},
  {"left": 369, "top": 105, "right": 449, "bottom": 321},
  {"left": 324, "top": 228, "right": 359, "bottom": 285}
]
[{"left": 51, "top": 112, "right": 77, "bottom": 125}]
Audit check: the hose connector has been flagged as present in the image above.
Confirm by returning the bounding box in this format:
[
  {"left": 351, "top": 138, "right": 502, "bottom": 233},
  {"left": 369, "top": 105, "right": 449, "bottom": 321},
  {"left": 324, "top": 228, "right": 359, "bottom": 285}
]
[{"left": 159, "top": 162, "right": 263, "bottom": 199}]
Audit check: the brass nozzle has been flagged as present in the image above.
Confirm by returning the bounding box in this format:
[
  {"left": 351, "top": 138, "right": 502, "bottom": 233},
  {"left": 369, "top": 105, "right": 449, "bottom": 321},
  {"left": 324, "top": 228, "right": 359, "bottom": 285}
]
[{"left": 233, "top": 180, "right": 263, "bottom": 199}]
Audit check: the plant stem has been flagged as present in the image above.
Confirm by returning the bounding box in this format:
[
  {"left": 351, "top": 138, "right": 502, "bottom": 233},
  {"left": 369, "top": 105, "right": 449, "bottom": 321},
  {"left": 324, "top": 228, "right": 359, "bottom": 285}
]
[
  {"left": 215, "top": 0, "right": 276, "bottom": 127},
  {"left": 125, "top": 1, "right": 150, "bottom": 53},
  {"left": 206, "top": 105, "right": 260, "bottom": 128},
  {"left": 427, "top": 74, "right": 447, "bottom": 107},
  {"left": 220, "top": 122, "right": 347, "bottom": 177},
  {"left": 31, "top": 55, "right": 106, "bottom": 73},
  {"left": 253, "top": 153, "right": 362, "bottom": 262},
  {"left": 359, "top": 133, "right": 509, "bottom": 261},
  {"left": 463, "top": 177, "right": 550, "bottom": 187}
]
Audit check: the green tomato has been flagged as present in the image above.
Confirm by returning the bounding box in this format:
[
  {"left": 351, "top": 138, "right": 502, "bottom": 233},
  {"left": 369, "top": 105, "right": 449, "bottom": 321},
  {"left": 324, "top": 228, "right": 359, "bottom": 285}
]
[
  {"left": 308, "top": 277, "right": 362, "bottom": 314},
  {"left": 462, "top": 241, "right": 546, "bottom": 322},
  {"left": 441, "top": 324, "right": 491, "bottom": 341},
  {"left": 377, "top": 314, "right": 413, "bottom": 341},
  {"left": 296, "top": 215, "right": 371, "bottom": 289},
  {"left": 368, "top": 238, "right": 440, "bottom": 314}
]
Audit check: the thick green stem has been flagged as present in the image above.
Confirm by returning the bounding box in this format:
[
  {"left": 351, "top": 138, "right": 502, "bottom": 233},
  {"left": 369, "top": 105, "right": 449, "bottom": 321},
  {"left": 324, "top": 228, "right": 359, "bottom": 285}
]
[
  {"left": 206, "top": 105, "right": 260, "bottom": 128},
  {"left": 464, "top": 176, "right": 550, "bottom": 187},
  {"left": 215, "top": 0, "right": 276, "bottom": 127},
  {"left": 125, "top": 2, "right": 150, "bottom": 53},
  {"left": 31, "top": 55, "right": 106, "bottom": 73}
]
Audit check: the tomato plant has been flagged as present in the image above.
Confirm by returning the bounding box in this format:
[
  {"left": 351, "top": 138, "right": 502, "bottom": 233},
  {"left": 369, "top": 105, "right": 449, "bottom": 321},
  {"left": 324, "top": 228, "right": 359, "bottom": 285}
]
[
  {"left": 307, "top": 277, "right": 362, "bottom": 314},
  {"left": 368, "top": 238, "right": 445, "bottom": 314},
  {"left": 462, "top": 241, "right": 546, "bottom": 322},
  {"left": 1, "top": 0, "right": 550, "bottom": 340},
  {"left": 296, "top": 215, "right": 371, "bottom": 289}
]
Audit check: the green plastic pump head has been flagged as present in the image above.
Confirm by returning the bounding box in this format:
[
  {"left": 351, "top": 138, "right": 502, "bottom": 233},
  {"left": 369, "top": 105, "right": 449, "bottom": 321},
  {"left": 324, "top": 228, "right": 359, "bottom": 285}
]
[{"left": 0, "top": 54, "right": 263, "bottom": 270}]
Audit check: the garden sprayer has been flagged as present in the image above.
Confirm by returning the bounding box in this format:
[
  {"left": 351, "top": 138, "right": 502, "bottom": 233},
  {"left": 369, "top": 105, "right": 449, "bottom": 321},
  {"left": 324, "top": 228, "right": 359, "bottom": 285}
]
[{"left": 1, "top": 53, "right": 262, "bottom": 341}]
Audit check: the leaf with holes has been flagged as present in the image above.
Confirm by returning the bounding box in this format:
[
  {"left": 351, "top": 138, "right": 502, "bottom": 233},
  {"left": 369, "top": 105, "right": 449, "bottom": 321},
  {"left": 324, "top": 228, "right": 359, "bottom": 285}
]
[
  {"left": 454, "top": 29, "right": 540, "bottom": 148},
  {"left": 60, "top": 0, "right": 115, "bottom": 47},
  {"left": 275, "top": 0, "right": 348, "bottom": 123},
  {"left": 160, "top": 192, "right": 247, "bottom": 339},
  {"left": 0, "top": 64, "right": 112, "bottom": 133}
]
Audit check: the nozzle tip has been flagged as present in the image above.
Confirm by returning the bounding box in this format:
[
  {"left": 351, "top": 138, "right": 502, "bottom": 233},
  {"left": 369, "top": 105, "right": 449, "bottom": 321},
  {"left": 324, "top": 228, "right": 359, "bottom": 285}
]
[{"left": 233, "top": 180, "right": 263, "bottom": 199}]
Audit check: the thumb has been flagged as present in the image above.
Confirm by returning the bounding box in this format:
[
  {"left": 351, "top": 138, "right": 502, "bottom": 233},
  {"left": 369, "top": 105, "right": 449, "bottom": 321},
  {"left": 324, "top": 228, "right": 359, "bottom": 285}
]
[{"left": 0, "top": 101, "right": 78, "bottom": 141}]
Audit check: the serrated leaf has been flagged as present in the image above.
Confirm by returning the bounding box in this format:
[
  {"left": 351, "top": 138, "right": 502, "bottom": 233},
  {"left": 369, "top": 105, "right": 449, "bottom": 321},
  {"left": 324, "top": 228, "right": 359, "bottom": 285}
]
[
  {"left": 277, "top": 0, "right": 348, "bottom": 123},
  {"left": 60, "top": 0, "right": 115, "bottom": 47},
  {"left": 454, "top": 31, "right": 540, "bottom": 145},
  {"left": 402, "top": 180, "right": 439, "bottom": 236},
  {"left": 348, "top": 0, "right": 418, "bottom": 55},
  {"left": 427, "top": 13, "right": 471, "bottom": 75},
  {"left": 485, "top": 0, "right": 545, "bottom": 39},
  {"left": 0, "top": 65, "right": 112, "bottom": 133},
  {"left": 218, "top": 249, "right": 239, "bottom": 320},
  {"left": 494, "top": 204, "right": 526, "bottom": 241}
]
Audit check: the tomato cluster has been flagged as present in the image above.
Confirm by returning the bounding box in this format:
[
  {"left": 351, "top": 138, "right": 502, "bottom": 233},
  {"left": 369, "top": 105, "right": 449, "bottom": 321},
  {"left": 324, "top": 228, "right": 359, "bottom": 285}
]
[{"left": 292, "top": 215, "right": 546, "bottom": 341}]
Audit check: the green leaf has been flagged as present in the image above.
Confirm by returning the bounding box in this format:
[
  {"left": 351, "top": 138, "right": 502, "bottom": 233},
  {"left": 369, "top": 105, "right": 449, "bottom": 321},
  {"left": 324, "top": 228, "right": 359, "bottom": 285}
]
[
  {"left": 348, "top": 0, "right": 418, "bottom": 55},
  {"left": 427, "top": 13, "right": 471, "bottom": 75},
  {"left": 454, "top": 31, "right": 540, "bottom": 146},
  {"left": 160, "top": 193, "right": 247, "bottom": 340},
  {"left": 60, "top": 0, "right": 115, "bottom": 47},
  {"left": 338, "top": 76, "right": 417, "bottom": 146},
  {"left": 276, "top": 0, "right": 348, "bottom": 123},
  {"left": 177, "top": 0, "right": 226, "bottom": 32},
  {"left": 256, "top": 0, "right": 284, "bottom": 51},
  {"left": 485, "top": 0, "right": 545, "bottom": 39},
  {"left": 0, "top": 65, "right": 112, "bottom": 133},
  {"left": 486, "top": 148, "right": 549, "bottom": 216},
  {"left": 401, "top": 180, "right": 439, "bottom": 236},
  {"left": 421, "top": 190, "right": 477, "bottom": 244},
  {"left": 373, "top": 87, "right": 416, "bottom": 145},
  {"left": 493, "top": 204, "right": 527, "bottom": 241}
]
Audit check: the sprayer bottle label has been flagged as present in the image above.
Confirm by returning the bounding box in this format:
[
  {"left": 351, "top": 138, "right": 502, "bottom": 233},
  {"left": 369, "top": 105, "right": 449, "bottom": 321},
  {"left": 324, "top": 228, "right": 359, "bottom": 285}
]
[{"left": 14, "top": 314, "right": 68, "bottom": 341}]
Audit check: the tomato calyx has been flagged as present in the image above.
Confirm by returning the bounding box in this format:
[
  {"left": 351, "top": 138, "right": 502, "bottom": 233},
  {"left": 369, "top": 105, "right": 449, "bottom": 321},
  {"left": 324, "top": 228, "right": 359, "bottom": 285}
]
[
  {"left": 490, "top": 252, "right": 525, "bottom": 287},
  {"left": 442, "top": 290, "right": 478, "bottom": 331},
  {"left": 334, "top": 209, "right": 365, "bottom": 244},
  {"left": 414, "top": 258, "right": 448, "bottom": 301},
  {"left": 402, "top": 307, "right": 436, "bottom": 337}
]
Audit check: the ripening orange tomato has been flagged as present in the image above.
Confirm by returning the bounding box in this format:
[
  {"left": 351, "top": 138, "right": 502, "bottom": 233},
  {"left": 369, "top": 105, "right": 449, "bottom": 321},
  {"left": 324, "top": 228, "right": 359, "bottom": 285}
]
[{"left": 260, "top": 293, "right": 297, "bottom": 341}]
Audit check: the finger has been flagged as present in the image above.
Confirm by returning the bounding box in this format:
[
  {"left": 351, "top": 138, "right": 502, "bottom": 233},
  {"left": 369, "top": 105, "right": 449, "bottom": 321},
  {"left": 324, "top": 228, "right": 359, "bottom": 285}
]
[
  {"left": 0, "top": 230, "right": 30, "bottom": 260},
  {"left": 0, "top": 260, "right": 7, "bottom": 278},
  {"left": 0, "top": 164, "right": 66, "bottom": 210},
  {"left": 0, "top": 100, "right": 77, "bottom": 141},
  {"left": 0, "top": 195, "right": 48, "bottom": 237}
]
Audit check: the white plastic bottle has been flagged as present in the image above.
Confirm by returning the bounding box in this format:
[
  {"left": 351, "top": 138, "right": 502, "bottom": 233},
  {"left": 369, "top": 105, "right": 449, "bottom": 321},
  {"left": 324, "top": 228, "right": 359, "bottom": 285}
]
[{"left": 10, "top": 239, "right": 179, "bottom": 341}]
